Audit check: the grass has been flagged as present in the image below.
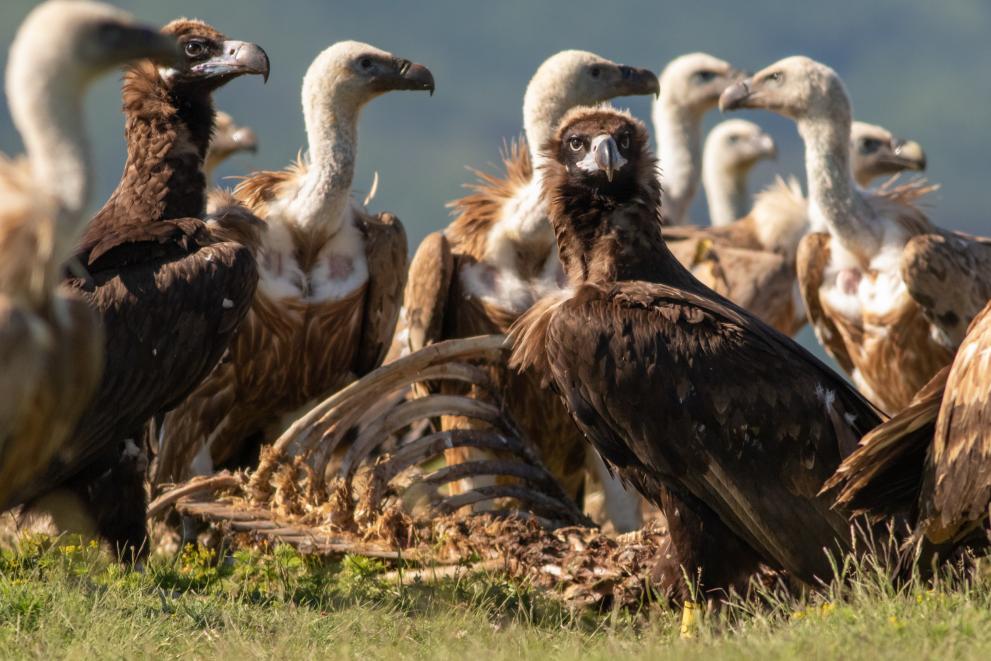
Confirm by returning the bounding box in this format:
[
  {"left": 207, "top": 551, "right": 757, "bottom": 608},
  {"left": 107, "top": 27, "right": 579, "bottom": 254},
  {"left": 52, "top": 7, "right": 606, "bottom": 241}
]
[{"left": 3, "top": 536, "right": 991, "bottom": 659}]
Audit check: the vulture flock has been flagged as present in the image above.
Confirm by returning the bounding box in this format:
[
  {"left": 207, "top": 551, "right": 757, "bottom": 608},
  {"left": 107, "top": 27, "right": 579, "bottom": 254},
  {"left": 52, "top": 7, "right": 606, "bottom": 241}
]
[{"left": 4, "top": 0, "right": 991, "bottom": 608}]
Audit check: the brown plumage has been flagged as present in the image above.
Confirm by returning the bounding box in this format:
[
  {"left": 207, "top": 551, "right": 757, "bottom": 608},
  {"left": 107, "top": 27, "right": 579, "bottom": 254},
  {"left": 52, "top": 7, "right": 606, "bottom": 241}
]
[
  {"left": 510, "top": 106, "right": 881, "bottom": 602},
  {"left": 826, "top": 300, "right": 991, "bottom": 553},
  {"left": 720, "top": 56, "right": 960, "bottom": 414},
  {"left": 8, "top": 19, "right": 267, "bottom": 557},
  {"left": 403, "top": 51, "right": 658, "bottom": 532},
  {"left": 0, "top": 2, "right": 176, "bottom": 510},
  {"left": 155, "top": 41, "right": 430, "bottom": 484}
]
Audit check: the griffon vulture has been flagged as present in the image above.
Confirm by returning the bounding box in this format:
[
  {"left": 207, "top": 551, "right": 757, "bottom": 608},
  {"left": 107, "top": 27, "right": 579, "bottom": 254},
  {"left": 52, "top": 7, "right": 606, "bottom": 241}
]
[
  {"left": 402, "top": 51, "right": 657, "bottom": 532},
  {"left": 850, "top": 121, "right": 925, "bottom": 188},
  {"left": 155, "top": 41, "right": 433, "bottom": 483},
  {"left": 510, "top": 106, "right": 881, "bottom": 602},
  {"left": 9, "top": 19, "right": 268, "bottom": 558},
  {"left": 702, "top": 119, "right": 777, "bottom": 228},
  {"left": 0, "top": 1, "right": 175, "bottom": 508},
  {"left": 719, "top": 56, "right": 982, "bottom": 413},
  {"left": 651, "top": 53, "right": 744, "bottom": 225},
  {"left": 204, "top": 111, "right": 258, "bottom": 180}
]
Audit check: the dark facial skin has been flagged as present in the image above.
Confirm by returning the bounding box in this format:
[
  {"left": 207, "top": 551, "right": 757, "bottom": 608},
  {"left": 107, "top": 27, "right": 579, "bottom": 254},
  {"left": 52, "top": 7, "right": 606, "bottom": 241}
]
[
  {"left": 556, "top": 115, "right": 646, "bottom": 203},
  {"left": 163, "top": 21, "right": 270, "bottom": 93}
]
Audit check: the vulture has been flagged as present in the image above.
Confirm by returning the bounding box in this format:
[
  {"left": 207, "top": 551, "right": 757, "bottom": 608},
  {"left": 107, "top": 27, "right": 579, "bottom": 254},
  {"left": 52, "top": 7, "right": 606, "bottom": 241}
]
[
  {"left": 509, "top": 106, "right": 881, "bottom": 602},
  {"left": 850, "top": 121, "right": 926, "bottom": 188},
  {"left": 9, "top": 19, "right": 269, "bottom": 558},
  {"left": 825, "top": 299, "right": 991, "bottom": 561},
  {"left": 204, "top": 111, "right": 259, "bottom": 180},
  {"left": 155, "top": 41, "right": 433, "bottom": 482},
  {"left": 402, "top": 50, "right": 658, "bottom": 532},
  {"left": 665, "top": 121, "right": 928, "bottom": 336},
  {"left": 702, "top": 119, "right": 777, "bottom": 228},
  {"left": 719, "top": 56, "right": 985, "bottom": 414},
  {"left": 651, "top": 53, "right": 744, "bottom": 225},
  {"left": 0, "top": 1, "right": 176, "bottom": 508}
]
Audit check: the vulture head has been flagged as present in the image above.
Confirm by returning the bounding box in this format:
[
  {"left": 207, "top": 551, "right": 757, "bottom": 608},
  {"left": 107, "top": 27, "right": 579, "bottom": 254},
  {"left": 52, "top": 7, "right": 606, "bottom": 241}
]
[
  {"left": 522, "top": 51, "right": 658, "bottom": 149},
  {"left": 850, "top": 121, "right": 926, "bottom": 187},
  {"left": 719, "top": 56, "right": 851, "bottom": 126},
  {"left": 205, "top": 111, "right": 258, "bottom": 176},
  {"left": 302, "top": 40, "right": 435, "bottom": 112},
  {"left": 704, "top": 119, "right": 777, "bottom": 173},
  {"left": 658, "top": 53, "right": 744, "bottom": 116},
  {"left": 158, "top": 19, "right": 270, "bottom": 92},
  {"left": 546, "top": 106, "right": 654, "bottom": 203},
  {"left": 7, "top": 1, "right": 177, "bottom": 94}
]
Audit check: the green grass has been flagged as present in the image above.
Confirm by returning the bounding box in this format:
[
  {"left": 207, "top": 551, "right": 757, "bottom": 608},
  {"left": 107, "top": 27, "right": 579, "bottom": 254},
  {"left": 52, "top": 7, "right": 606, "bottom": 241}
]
[{"left": 3, "top": 537, "right": 991, "bottom": 659}]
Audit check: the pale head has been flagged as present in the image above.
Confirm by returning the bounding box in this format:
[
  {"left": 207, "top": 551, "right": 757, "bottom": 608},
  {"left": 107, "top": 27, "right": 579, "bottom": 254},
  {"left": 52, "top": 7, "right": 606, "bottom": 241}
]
[
  {"left": 850, "top": 121, "right": 926, "bottom": 186},
  {"left": 522, "top": 50, "right": 658, "bottom": 149},
  {"left": 704, "top": 119, "right": 776, "bottom": 173},
  {"left": 658, "top": 53, "right": 744, "bottom": 116},
  {"left": 719, "top": 56, "right": 851, "bottom": 125},
  {"left": 302, "top": 40, "right": 434, "bottom": 113}
]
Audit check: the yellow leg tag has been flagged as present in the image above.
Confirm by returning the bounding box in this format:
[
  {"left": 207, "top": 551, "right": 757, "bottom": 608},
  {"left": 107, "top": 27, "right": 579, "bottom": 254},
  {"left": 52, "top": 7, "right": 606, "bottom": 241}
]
[{"left": 680, "top": 601, "right": 700, "bottom": 639}]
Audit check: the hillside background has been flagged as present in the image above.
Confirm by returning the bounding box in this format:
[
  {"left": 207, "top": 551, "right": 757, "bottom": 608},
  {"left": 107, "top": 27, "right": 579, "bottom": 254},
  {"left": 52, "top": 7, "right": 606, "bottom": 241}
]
[{"left": 2, "top": 0, "right": 989, "bottom": 365}]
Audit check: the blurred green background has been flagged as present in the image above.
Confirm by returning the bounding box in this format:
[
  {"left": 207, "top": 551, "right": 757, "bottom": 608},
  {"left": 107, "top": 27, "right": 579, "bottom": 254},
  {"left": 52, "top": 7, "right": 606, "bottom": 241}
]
[{"left": 2, "top": 0, "right": 989, "bottom": 364}]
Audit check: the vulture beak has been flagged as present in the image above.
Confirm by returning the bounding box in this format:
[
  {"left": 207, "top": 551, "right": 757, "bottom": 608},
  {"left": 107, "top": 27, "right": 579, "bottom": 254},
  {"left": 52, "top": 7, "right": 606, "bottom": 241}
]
[
  {"left": 232, "top": 126, "right": 259, "bottom": 153},
  {"left": 116, "top": 26, "right": 179, "bottom": 65},
  {"left": 719, "top": 79, "right": 753, "bottom": 112},
  {"left": 193, "top": 41, "right": 271, "bottom": 83},
  {"left": 617, "top": 65, "right": 660, "bottom": 98},
  {"left": 757, "top": 133, "right": 777, "bottom": 159},
  {"left": 386, "top": 59, "right": 435, "bottom": 95},
  {"left": 579, "top": 134, "right": 627, "bottom": 182},
  {"left": 890, "top": 139, "right": 926, "bottom": 171}
]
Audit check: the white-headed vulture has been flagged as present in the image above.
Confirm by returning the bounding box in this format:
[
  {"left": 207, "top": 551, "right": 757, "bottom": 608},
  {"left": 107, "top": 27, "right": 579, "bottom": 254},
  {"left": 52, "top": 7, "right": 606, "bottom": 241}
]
[
  {"left": 651, "top": 53, "right": 744, "bottom": 226},
  {"left": 509, "top": 106, "right": 882, "bottom": 602},
  {"left": 7, "top": 19, "right": 269, "bottom": 559},
  {"left": 0, "top": 0, "right": 176, "bottom": 509},
  {"left": 719, "top": 56, "right": 991, "bottom": 415},
  {"left": 701, "top": 119, "right": 777, "bottom": 228},
  {"left": 402, "top": 51, "right": 658, "bottom": 532},
  {"left": 154, "top": 41, "right": 433, "bottom": 484}
]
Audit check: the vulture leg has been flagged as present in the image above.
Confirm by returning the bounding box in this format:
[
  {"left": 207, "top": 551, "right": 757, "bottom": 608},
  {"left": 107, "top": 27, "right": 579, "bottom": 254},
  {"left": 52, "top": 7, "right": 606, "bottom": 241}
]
[{"left": 653, "top": 487, "right": 763, "bottom": 605}]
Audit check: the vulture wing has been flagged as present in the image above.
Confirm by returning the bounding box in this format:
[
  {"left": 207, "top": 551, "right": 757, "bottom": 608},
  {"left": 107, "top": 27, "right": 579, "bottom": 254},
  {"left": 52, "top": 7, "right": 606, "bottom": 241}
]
[
  {"left": 403, "top": 230, "right": 455, "bottom": 353},
  {"left": 919, "top": 301, "right": 991, "bottom": 543},
  {"left": 538, "top": 280, "right": 879, "bottom": 581},
  {"left": 11, "top": 229, "right": 257, "bottom": 505},
  {"left": 901, "top": 230, "right": 991, "bottom": 349},
  {"left": 796, "top": 232, "right": 857, "bottom": 375},
  {"left": 353, "top": 210, "right": 408, "bottom": 375}
]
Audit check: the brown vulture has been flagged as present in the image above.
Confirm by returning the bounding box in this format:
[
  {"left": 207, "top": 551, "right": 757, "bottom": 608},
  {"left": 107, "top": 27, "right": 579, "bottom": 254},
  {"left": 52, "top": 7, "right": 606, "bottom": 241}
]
[
  {"left": 718, "top": 56, "right": 990, "bottom": 413},
  {"left": 402, "top": 50, "right": 658, "bottom": 532},
  {"left": 154, "top": 41, "right": 433, "bottom": 484},
  {"left": 7, "top": 19, "right": 269, "bottom": 558},
  {"left": 0, "top": 1, "right": 175, "bottom": 508},
  {"left": 825, "top": 299, "right": 991, "bottom": 561},
  {"left": 204, "top": 110, "right": 258, "bottom": 180},
  {"left": 665, "top": 119, "right": 928, "bottom": 337},
  {"left": 651, "top": 53, "right": 744, "bottom": 225},
  {"left": 509, "top": 105, "right": 881, "bottom": 602},
  {"left": 702, "top": 119, "right": 777, "bottom": 228}
]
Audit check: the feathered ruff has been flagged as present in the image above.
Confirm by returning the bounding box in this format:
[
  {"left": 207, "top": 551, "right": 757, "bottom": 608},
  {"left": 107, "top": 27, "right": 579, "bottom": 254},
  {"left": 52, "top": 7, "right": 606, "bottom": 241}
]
[{"left": 0, "top": 156, "right": 56, "bottom": 306}]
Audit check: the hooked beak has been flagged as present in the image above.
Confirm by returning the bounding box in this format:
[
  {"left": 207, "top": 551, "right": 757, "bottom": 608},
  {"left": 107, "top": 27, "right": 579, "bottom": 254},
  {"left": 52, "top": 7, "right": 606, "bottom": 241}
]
[
  {"left": 617, "top": 65, "right": 660, "bottom": 98},
  {"left": 890, "top": 139, "right": 926, "bottom": 171},
  {"left": 757, "top": 133, "right": 777, "bottom": 159},
  {"left": 579, "top": 134, "right": 627, "bottom": 182},
  {"left": 192, "top": 41, "right": 271, "bottom": 83},
  {"left": 383, "top": 59, "right": 435, "bottom": 95},
  {"left": 232, "top": 126, "right": 258, "bottom": 153},
  {"left": 719, "top": 79, "right": 753, "bottom": 112}
]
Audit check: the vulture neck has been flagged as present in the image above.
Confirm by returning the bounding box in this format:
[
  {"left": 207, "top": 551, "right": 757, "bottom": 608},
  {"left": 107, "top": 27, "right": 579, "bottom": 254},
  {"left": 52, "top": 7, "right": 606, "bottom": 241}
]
[
  {"left": 553, "top": 184, "right": 696, "bottom": 289},
  {"left": 291, "top": 85, "right": 360, "bottom": 238},
  {"left": 7, "top": 63, "right": 89, "bottom": 252},
  {"left": 799, "top": 115, "right": 880, "bottom": 258},
  {"left": 703, "top": 159, "right": 749, "bottom": 227},
  {"left": 654, "top": 101, "right": 704, "bottom": 225},
  {"left": 93, "top": 67, "right": 214, "bottom": 230}
]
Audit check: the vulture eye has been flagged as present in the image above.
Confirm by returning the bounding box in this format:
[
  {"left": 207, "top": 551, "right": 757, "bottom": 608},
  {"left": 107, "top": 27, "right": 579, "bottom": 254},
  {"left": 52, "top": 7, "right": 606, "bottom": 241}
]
[
  {"left": 360, "top": 57, "right": 373, "bottom": 69},
  {"left": 619, "top": 133, "right": 631, "bottom": 150},
  {"left": 568, "top": 136, "right": 585, "bottom": 151},
  {"left": 766, "top": 71, "right": 783, "bottom": 84},
  {"left": 693, "top": 70, "right": 717, "bottom": 84},
  {"left": 184, "top": 40, "right": 206, "bottom": 58},
  {"left": 589, "top": 66, "right": 601, "bottom": 78},
  {"left": 728, "top": 134, "right": 741, "bottom": 144},
  {"left": 859, "top": 138, "right": 882, "bottom": 154}
]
